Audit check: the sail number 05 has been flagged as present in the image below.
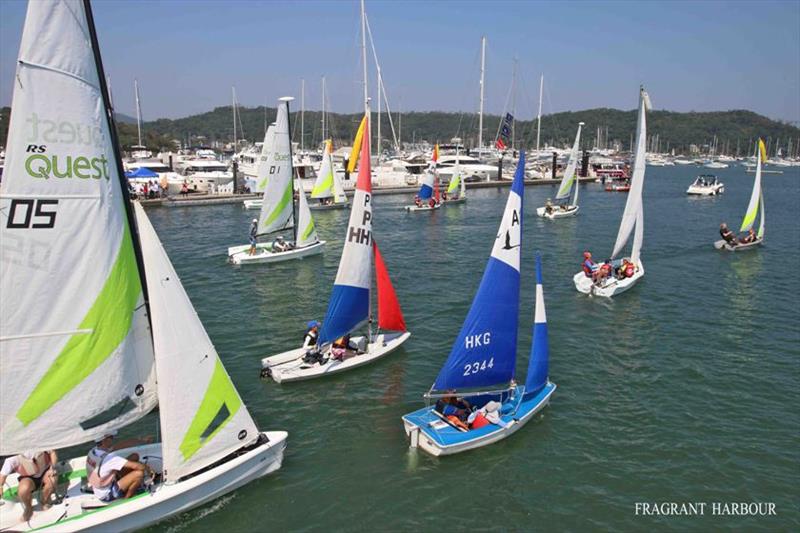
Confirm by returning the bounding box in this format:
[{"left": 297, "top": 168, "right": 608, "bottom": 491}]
[
  {"left": 6, "top": 199, "right": 59, "bottom": 229},
  {"left": 463, "top": 357, "right": 494, "bottom": 376}
]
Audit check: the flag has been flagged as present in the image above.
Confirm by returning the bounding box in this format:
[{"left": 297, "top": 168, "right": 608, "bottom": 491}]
[
  {"left": 347, "top": 115, "right": 367, "bottom": 173},
  {"left": 432, "top": 144, "right": 439, "bottom": 163},
  {"left": 496, "top": 112, "right": 513, "bottom": 151},
  {"left": 758, "top": 138, "right": 768, "bottom": 162}
]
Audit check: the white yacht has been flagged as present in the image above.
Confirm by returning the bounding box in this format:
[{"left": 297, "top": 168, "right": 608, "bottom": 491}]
[
  {"left": 125, "top": 159, "right": 184, "bottom": 195},
  {"left": 437, "top": 154, "right": 498, "bottom": 181},
  {"left": 687, "top": 174, "right": 724, "bottom": 195},
  {"left": 177, "top": 158, "right": 234, "bottom": 193}
]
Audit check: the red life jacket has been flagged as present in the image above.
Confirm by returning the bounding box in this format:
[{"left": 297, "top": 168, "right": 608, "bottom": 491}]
[{"left": 624, "top": 263, "right": 635, "bottom": 277}]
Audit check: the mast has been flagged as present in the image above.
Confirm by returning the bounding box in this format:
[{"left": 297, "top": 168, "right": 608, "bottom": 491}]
[
  {"left": 536, "top": 74, "right": 543, "bottom": 153},
  {"left": 377, "top": 67, "right": 382, "bottom": 160},
  {"left": 360, "top": 0, "right": 369, "bottom": 118},
  {"left": 232, "top": 86, "right": 237, "bottom": 151},
  {"left": 321, "top": 75, "right": 326, "bottom": 142},
  {"left": 478, "top": 36, "right": 486, "bottom": 156},
  {"left": 134, "top": 78, "right": 142, "bottom": 147},
  {"left": 300, "top": 78, "right": 305, "bottom": 151},
  {"left": 511, "top": 57, "right": 517, "bottom": 150},
  {"left": 82, "top": 0, "right": 151, "bottom": 315}
]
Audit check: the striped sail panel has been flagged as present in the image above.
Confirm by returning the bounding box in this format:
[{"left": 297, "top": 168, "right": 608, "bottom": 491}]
[
  {"left": 135, "top": 203, "right": 258, "bottom": 482},
  {"left": 525, "top": 255, "right": 549, "bottom": 396},
  {"left": 319, "top": 115, "right": 373, "bottom": 344},
  {"left": 257, "top": 102, "right": 293, "bottom": 235},
  {"left": 556, "top": 123, "right": 583, "bottom": 202},
  {"left": 254, "top": 124, "right": 276, "bottom": 193},
  {"left": 432, "top": 154, "right": 525, "bottom": 392},
  {"left": 612, "top": 88, "right": 649, "bottom": 259},
  {"left": 311, "top": 141, "right": 334, "bottom": 199},
  {"left": 740, "top": 146, "right": 763, "bottom": 233},
  {"left": 0, "top": 0, "right": 156, "bottom": 454}
]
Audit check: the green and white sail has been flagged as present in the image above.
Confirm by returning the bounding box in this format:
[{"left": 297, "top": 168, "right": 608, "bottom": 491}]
[
  {"left": 556, "top": 122, "right": 583, "bottom": 206},
  {"left": 447, "top": 160, "right": 461, "bottom": 195},
  {"left": 257, "top": 98, "right": 294, "bottom": 235},
  {"left": 255, "top": 123, "right": 276, "bottom": 193},
  {"left": 135, "top": 203, "right": 258, "bottom": 482},
  {"left": 740, "top": 139, "right": 766, "bottom": 239},
  {"left": 612, "top": 87, "right": 650, "bottom": 261},
  {"left": 311, "top": 140, "right": 335, "bottom": 200},
  {"left": 0, "top": 0, "right": 156, "bottom": 454},
  {"left": 296, "top": 186, "right": 319, "bottom": 248}
]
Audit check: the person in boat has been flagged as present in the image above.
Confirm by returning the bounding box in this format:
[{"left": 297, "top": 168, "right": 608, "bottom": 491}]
[
  {"left": 719, "top": 223, "right": 737, "bottom": 246},
  {"left": 739, "top": 228, "right": 757, "bottom": 244},
  {"left": 428, "top": 198, "right": 436, "bottom": 208},
  {"left": 248, "top": 218, "right": 258, "bottom": 256},
  {"left": 331, "top": 334, "right": 354, "bottom": 361},
  {"left": 581, "top": 251, "right": 597, "bottom": 278},
  {"left": 435, "top": 392, "right": 472, "bottom": 423},
  {"left": 303, "top": 320, "right": 320, "bottom": 349},
  {"left": 0, "top": 450, "right": 58, "bottom": 522},
  {"left": 272, "top": 235, "right": 292, "bottom": 253},
  {"left": 545, "top": 198, "right": 554, "bottom": 214},
  {"left": 180, "top": 181, "right": 189, "bottom": 196},
  {"left": 594, "top": 259, "right": 613, "bottom": 286},
  {"left": 414, "top": 195, "right": 422, "bottom": 208},
  {"left": 616, "top": 258, "right": 636, "bottom": 279},
  {"left": 442, "top": 190, "right": 448, "bottom": 202},
  {"left": 86, "top": 431, "right": 155, "bottom": 503},
  {"left": 467, "top": 401, "right": 511, "bottom": 430}
]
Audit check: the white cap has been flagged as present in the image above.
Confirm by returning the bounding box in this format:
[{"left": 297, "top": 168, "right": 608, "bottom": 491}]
[
  {"left": 94, "top": 429, "right": 118, "bottom": 443},
  {"left": 252, "top": 218, "right": 258, "bottom": 223}
]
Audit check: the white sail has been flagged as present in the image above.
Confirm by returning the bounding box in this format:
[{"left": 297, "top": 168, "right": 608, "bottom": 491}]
[
  {"left": 333, "top": 170, "right": 347, "bottom": 204},
  {"left": 135, "top": 203, "right": 259, "bottom": 482},
  {"left": 740, "top": 147, "right": 763, "bottom": 234},
  {"left": 311, "top": 140, "right": 334, "bottom": 200},
  {"left": 758, "top": 192, "right": 765, "bottom": 239},
  {"left": 556, "top": 123, "right": 583, "bottom": 202},
  {"left": 0, "top": 0, "right": 157, "bottom": 454},
  {"left": 257, "top": 99, "right": 294, "bottom": 235},
  {"left": 631, "top": 207, "right": 644, "bottom": 265},
  {"left": 611, "top": 87, "right": 649, "bottom": 260},
  {"left": 295, "top": 186, "right": 319, "bottom": 248},
  {"left": 254, "top": 124, "right": 276, "bottom": 193}
]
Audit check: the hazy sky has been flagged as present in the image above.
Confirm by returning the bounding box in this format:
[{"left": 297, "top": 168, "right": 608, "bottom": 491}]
[{"left": 1, "top": 0, "right": 799, "bottom": 123}]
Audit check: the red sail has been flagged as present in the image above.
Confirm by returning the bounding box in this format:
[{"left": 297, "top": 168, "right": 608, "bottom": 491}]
[
  {"left": 434, "top": 173, "right": 440, "bottom": 203},
  {"left": 373, "top": 241, "right": 406, "bottom": 332}
]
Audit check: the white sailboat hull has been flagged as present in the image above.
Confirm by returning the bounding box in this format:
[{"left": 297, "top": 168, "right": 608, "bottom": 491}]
[
  {"left": 442, "top": 197, "right": 467, "bottom": 205},
  {"left": 243, "top": 199, "right": 262, "bottom": 210},
  {"left": 573, "top": 263, "right": 645, "bottom": 298},
  {"left": 714, "top": 238, "right": 763, "bottom": 251},
  {"left": 0, "top": 433, "right": 287, "bottom": 532},
  {"left": 309, "top": 202, "right": 349, "bottom": 211},
  {"left": 228, "top": 240, "right": 326, "bottom": 265},
  {"left": 536, "top": 205, "right": 579, "bottom": 218},
  {"left": 404, "top": 204, "right": 440, "bottom": 212},
  {"left": 261, "top": 331, "right": 411, "bottom": 383}
]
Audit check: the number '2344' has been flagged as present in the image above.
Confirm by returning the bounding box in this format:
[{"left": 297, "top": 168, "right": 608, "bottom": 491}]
[
  {"left": 6, "top": 199, "right": 58, "bottom": 229},
  {"left": 463, "top": 357, "right": 494, "bottom": 376}
]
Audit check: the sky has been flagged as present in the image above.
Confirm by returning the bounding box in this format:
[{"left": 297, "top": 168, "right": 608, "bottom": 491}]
[{"left": 1, "top": 0, "right": 799, "bottom": 124}]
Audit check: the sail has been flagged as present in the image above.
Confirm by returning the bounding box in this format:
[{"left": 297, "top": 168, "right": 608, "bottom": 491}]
[
  {"left": 318, "top": 114, "right": 373, "bottom": 344},
  {"left": 295, "top": 186, "right": 319, "bottom": 248},
  {"left": 135, "top": 203, "right": 258, "bottom": 482},
  {"left": 418, "top": 172, "right": 434, "bottom": 200},
  {"left": 311, "top": 140, "right": 334, "bottom": 199},
  {"left": 757, "top": 192, "right": 765, "bottom": 239},
  {"left": 556, "top": 123, "right": 583, "bottom": 203},
  {"left": 631, "top": 207, "right": 644, "bottom": 265},
  {"left": 611, "top": 87, "right": 649, "bottom": 260},
  {"left": 254, "top": 124, "right": 276, "bottom": 193},
  {"left": 374, "top": 241, "right": 406, "bottom": 333},
  {"left": 333, "top": 170, "right": 347, "bottom": 204},
  {"left": 740, "top": 140, "right": 764, "bottom": 233},
  {"left": 0, "top": 0, "right": 157, "bottom": 454},
  {"left": 524, "top": 255, "right": 549, "bottom": 396},
  {"left": 447, "top": 173, "right": 460, "bottom": 195},
  {"left": 432, "top": 152, "right": 525, "bottom": 392},
  {"left": 257, "top": 100, "right": 294, "bottom": 235},
  {"left": 434, "top": 173, "right": 441, "bottom": 203}
]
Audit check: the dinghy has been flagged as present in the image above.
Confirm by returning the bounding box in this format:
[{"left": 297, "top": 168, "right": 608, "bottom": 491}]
[
  {"left": 227, "top": 97, "right": 325, "bottom": 265},
  {"left": 574, "top": 87, "right": 650, "bottom": 298},
  {"left": 242, "top": 123, "right": 277, "bottom": 209},
  {"left": 715, "top": 139, "right": 766, "bottom": 251},
  {"left": 310, "top": 140, "right": 349, "bottom": 210},
  {"left": 537, "top": 122, "right": 583, "bottom": 218},
  {"left": 0, "top": 3, "right": 286, "bottom": 530},
  {"left": 261, "top": 112, "right": 411, "bottom": 383},
  {"left": 402, "top": 154, "right": 557, "bottom": 457},
  {"left": 442, "top": 150, "right": 467, "bottom": 205},
  {"left": 404, "top": 145, "right": 441, "bottom": 211}
]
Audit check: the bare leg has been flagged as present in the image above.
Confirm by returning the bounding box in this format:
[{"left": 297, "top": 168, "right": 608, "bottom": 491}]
[
  {"left": 116, "top": 470, "right": 144, "bottom": 499},
  {"left": 16, "top": 478, "right": 35, "bottom": 522},
  {"left": 40, "top": 474, "right": 56, "bottom": 510}
]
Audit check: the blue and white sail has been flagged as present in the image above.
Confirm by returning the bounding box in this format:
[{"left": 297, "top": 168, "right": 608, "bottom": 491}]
[
  {"left": 524, "top": 255, "right": 549, "bottom": 397},
  {"left": 431, "top": 152, "right": 525, "bottom": 392},
  {"left": 418, "top": 171, "right": 435, "bottom": 200},
  {"left": 318, "top": 114, "right": 373, "bottom": 344}
]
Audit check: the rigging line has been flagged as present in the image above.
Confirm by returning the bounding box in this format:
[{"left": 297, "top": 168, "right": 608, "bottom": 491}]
[
  {"left": 364, "top": 13, "right": 399, "bottom": 151},
  {"left": 494, "top": 68, "right": 514, "bottom": 144}
]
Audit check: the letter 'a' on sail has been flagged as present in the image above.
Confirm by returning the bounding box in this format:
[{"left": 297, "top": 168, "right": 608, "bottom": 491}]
[
  {"left": 257, "top": 100, "right": 294, "bottom": 235},
  {"left": 135, "top": 203, "right": 259, "bottom": 482},
  {"left": 431, "top": 152, "right": 525, "bottom": 392},
  {"left": 318, "top": 112, "right": 373, "bottom": 344},
  {"left": 312, "top": 140, "right": 335, "bottom": 199},
  {"left": 740, "top": 138, "right": 765, "bottom": 234},
  {"left": 0, "top": 0, "right": 157, "bottom": 454},
  {"left": 255, "top": 124, "right": 276, "bottom": 192},
  {"left": 524, "top": 254, "right": 550, "bottom": 397},
  {"left": 373, "top": 240, "right": 407, "bottom": 333}
]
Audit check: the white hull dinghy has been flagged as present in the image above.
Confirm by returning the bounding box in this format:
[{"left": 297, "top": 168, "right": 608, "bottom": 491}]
[
  {"left": 403, "top": 155, "right": 557, "bottom": 456},
  {"left": 404, "top": 203, "right": 440, "bottom": 212},
  {"left": 0, "top": 3, "right": 286, "bottom": 529},
  {"left": 261, "top": 111, "right": 411, "bottom": 383},
  {"left": 686, "top": 174, "right": 724, "bottom": 195},
  {"left": 243, "top": 199, "right": 262, "bottom": 209},
  {"left": 537, "top": 122, "right": 583, "bottom": 219},
  {"left": 227, "top": 98, "right": 324, "bottom": 265},
  {"left": 310, "top": 139, "right": 350, "bottom": 211},
  {"left": 574, "top": 87, "right": 650, "bottom": 298},
  {"left": 715, "top": 139, "right": 766, "bottom": 252}
]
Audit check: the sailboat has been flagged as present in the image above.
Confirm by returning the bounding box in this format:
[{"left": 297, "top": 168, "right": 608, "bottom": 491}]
[
  {"left": 242, "top": 122, "right": 277, "bottom": 208},
  {"left": 309, "top": 140, "right": 349, "bottom": 210},
  {"left": 227, "top": 97, "right": 325, "bottom": 265},
  {"left": 402, "top": 154, "right": 557, "bottom": 456},
  {"left": 536, "top": 122, "right": 583, "bottom": 218},
  {"left": 715, "top": 139, "right": 766, "bottom": 251},
  {"left": 573, "top": 87, "right": 650, "bottom": 298},
  {"left": 404, "top": 145, "right": 441, "bottom": 211},
  {"left": 442, "top": 150, "right": 467, "bottom": 205},
  {"left": 0, "top": 2, "right": 286, "bottom": 530},
  {"left": 261, "top": 112, "right": 411, "bottom": 383}
]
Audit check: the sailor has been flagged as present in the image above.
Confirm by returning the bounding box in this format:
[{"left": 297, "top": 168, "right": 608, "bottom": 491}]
[
  {"left": 248, "top": 218, "right": 259, "bottom": 256},
  {"left": 272, "top": 235, "right": 291, "bottom": 253},
  {"left": 545, "top": 198, "right": 554, "bottom": 214},
  {"left": 739, "top": 228, "right": 757, "bottom": 244},
  {"left": 719, "top": 223, "right": 737, "bottom": 246},
  {"left": 595, "top": 259, "right": 613, "bottom": 285},
  {"left": 618, "top": 258, "right": 636, "bottom": 279},
  {"left": 0, "top": 450, "right": 58, "bottom": 522},
  {"left": 303, "top": 321, "right": 320, "bottom": 349},
  {"left": 581, "top": 251, "right": 596, "bottom": 277},
  {"left": 86, "top": 431, "right": 155, "bottom": 502}
]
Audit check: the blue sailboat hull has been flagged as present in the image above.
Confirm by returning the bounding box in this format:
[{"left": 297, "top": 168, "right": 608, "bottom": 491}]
[{"left": 401, "top": 382, "right": 556, "bottom": 456}]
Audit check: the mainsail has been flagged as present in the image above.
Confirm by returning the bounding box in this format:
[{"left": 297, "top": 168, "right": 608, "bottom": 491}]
[
  {"left": 0, "top": 0, "right": 156, "bottom": 453},
  {"left": 556, "top": 122, "right": 583, "bottom": 205},
  {"left": 257, "top": 99, "right": 294, "bottom": 235},
  {"left": 311, "top": 140, "right": 335, "bottom": 200},
  {"left": 135, "top": 203, "right": 259, "bottom": 482},
  {"left": 611, "top": 87, "right": 649, "bottom": 260},
  {"left": 432, "top": 153, "right": 525, "bottom": 392},
  {"left": 740, "top": 139, "right": 765, "bottom": 236},
  {"left": 255, "top": 124, "right": 276, "bottom": 193}
]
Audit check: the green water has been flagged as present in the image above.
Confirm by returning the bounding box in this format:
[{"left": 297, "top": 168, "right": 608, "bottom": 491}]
[{"left": 141, "top": 166, "right": 799, "bottom": 532}]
